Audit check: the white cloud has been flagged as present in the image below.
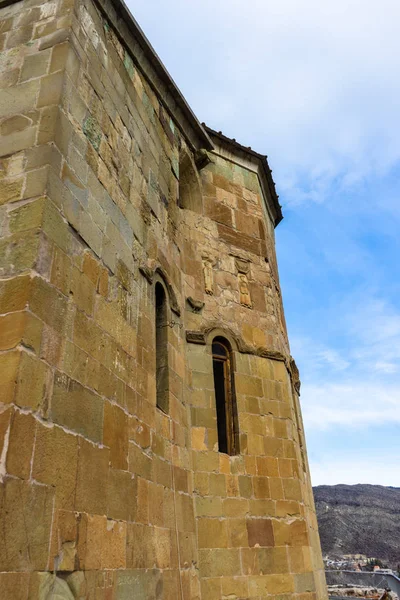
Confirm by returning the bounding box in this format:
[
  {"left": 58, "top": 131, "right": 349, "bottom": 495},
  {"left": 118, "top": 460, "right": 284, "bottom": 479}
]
[
  {"left": 131, "top": 0, "right": 400, "bottom": 203},
  {"left": 301, "top": 381, "right": 400, "bottom": 430},
  {"left": 293, "top": 293, "right": 400, "bottom": 431}
]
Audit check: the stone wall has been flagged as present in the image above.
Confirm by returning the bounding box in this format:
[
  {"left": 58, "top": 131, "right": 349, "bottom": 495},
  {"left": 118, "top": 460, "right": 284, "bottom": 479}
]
[{"left": 0, "top": 0, "right": 327, "bottom": 598}]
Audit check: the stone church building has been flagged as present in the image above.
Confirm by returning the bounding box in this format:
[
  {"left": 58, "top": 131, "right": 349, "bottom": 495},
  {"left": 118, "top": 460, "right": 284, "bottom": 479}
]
[{"left": 0, "top": 0, "right": 328, "bottom": 598}]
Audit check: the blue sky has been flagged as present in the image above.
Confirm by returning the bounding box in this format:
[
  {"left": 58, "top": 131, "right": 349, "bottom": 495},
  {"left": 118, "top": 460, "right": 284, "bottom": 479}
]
[{"left": 129, "top": 0, "right": 400, "bottom": 486}]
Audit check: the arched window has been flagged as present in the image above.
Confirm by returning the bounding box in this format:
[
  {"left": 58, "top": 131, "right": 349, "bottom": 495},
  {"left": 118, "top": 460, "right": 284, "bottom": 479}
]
[
  {"left": 178, "top": 150, "right": 203, "bottom": 213},
  {"left": 212, "top": 337, "right": 239, "bottom": 455},
  {"left": 155, "top": 282, "right": 169, "bottom": 413}
]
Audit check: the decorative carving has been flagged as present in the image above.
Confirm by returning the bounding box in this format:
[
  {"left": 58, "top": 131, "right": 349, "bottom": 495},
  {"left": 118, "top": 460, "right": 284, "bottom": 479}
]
[
  {"left": 238, "top": 273, "right": 252, "bottom": 308},
  {"left": 202, "top": 259, "right": 214, "bottom": 295},
  {"left": 235, "top": 257, "right": 250, "bottom": 275},
  {"left": 289, "top": 357, "right": 301, "bottom": 395},
  {"left": 194, "top": 149, "right": 212, "bottom": 170},
  {"left": 187, "top": 297, "right": 205, "bottom": 313},
  {"left": 186, "top": 331, "right": 206, "bottom": 345},
  {"left": 139, "top": 264, "right": 154, "bottom": 283}
]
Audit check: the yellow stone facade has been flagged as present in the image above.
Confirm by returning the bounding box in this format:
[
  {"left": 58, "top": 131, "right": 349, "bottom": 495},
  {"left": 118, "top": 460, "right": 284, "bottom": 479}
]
[{"left": 0, "top": 0, "right": 328, "bottom": 598}]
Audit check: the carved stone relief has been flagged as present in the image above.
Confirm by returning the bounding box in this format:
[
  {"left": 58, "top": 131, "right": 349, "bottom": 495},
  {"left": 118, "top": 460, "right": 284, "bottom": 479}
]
[
  {"left": 238, "top": 273, "right": 252, "bottom": 308},
  {"left": 202, "top": 258, "right": 214, "bottom": 295},
  {"left": 235, "top": 257, "right": 252, "bottom": 308}
]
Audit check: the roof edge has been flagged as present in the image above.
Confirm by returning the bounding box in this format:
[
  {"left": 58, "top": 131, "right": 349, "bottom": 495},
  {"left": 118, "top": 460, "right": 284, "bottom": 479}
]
[
  {"left": 95, "top": 0, "right": 213, "bottom": 152},
  {"left": 204, "top": 126, "right": 283, "bottom": 227}
]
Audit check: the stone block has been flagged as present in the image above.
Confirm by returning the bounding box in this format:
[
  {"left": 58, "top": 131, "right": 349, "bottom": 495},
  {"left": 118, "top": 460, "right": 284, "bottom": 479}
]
[
  {"left": 20, "top": 49, "right": 51, "bottom": 81},
  {"left": 0, "top": 350, "right": 20, "bottom": 403},
  {"left": 222, "top": 498, "right": 249, "bottom": 518},
  {"left": 0, "top": 311, "right": 26, "bottom": 350},
  {"left": 258, "top": 546, "right": 289, "bottom": 575},
  {"left": 128, "top": 442, "right": 153, "bottom": 480},
  {"left": 197, "top": 518, "right": 228, "bottom": 548},
  {"left": 116, "top": 569, "right": 159, "bottom": 600},
  {"left": 283, "top": 477, "right": 303, "bottom": 501},
  {"left": 0, "top": 114, "right": 33, "bottom": 136},
  {"left": 228, "top": 518, "right": 248, "bottom": 548},
  {"left": 24, "top": 166, "right": 49, "bottom": 199},
  {"left": 9, "top": 198, "right": 46, "bottom": 233},
  {"left": 102, "top": 519, "right": 127, "bottom": 569},
  {"left": 7, "top": 409, "right": 36, "bottom": 479},
  {"left": 148, "top": 481, "right": 164, "bottom": 527},
  {"left": 176, "top": 492, "right": 196, "bottom": 533},
  {"left": 253, "top": 476, "right": 271, "bottom": 499},
  {"left": 50, "top": 41, "right": 69, "bottom": 72},
  {"left": 274, "top": 418, "right": 289, "bottom": 439},
  {"left": 204, "top": 196, "right": 233, "bottom": 227},
  {"left": 269, "top": 477, "right": 285, "bottom": 500},
  {"left": 294, "top": 572, "right": 317, "bottom": 593},
  {"left": 69, "top": 267, "right": 95, "bottom": 315},
  {"left": 236, "top": 374, "right": 263, "bottom": 397},
  {"left": 107, "top": 467, "right": 137, "bottom": 522},
  {"left": 154, "top": 526, "right": 171, "bottom": 569},
  {"left": 37, "top": 71, "right": 64, "bottom": 107},
  {"left": 209, "top": 472, "right": 226, "bottom": 496},
  {"left": 50, "top": 246, "right": 71, "bottom": 295},
  {"left": 0, "top": 127, "right": 37, "bottom": 158},
  {"left": 0, "top": 478, "right": 54, "bottom": 571},
  {"left": 217, "top": 223, "right": 260, "bottom": 255},
  {"left": 248, "top": 573, "right": 294, "bottom": 596},
  {"left": 276, "top": 500, "right": 301, "bottom": 518},
  {"left": 29, "top": 276, "right": 68, "bottom": 333},
  {"left": 32, "top": 421, "right": 78, "bottom": 510},
  {"left": 195, "top": 496, "right": 222, "bottom": 518},
  {"left": 200, "top": 578, "right": 221, "bottom": 600},
  {"left": 51, "top": 371, "right": 104, "bottom": 442},
  {"left": 199, "top": 548, "right": 241, "bottom": 577},
  {"left": 0, "top": 275, "right": 31, "bottom": 314},
  {"left": 279, "top": 457, "right": 294, "bottom": 478},
  {"left": 14, "top": 350, "right": 49, "bottom": 410},
  {"left": 0, "top": 573, "right": 30, "bottom": 600},
  {"left": 126, "top": 523, "right": 156, "bottom": 569},
  {"left": 103, "top": 400, "right": 129, "bottom": 470},
  {"left": 0, "top": 230, "right": 40, "bottom": 277},
  {"left": 273, "top": 518, "right": 309, "bottom": 547},
  {"left": 221, "top": 576, "right": 249, "bottom": 598},
  {"left": 49, "top": 509, "right": 79, "bottom": 571},
  {"left": 257, "top": 456, "right": 279, "bottom": 477},
  {"left": 0, "top": 79, "right": 40, "bottom": 119},
  {"left": 77, "top": 513, "right": 105, "bottom": 570},
  {"left": 75, "top": 437, "right": 109, "bottom": 515},
  {"left": 246, "top": 518, "right": 274, "bottom": 547}
]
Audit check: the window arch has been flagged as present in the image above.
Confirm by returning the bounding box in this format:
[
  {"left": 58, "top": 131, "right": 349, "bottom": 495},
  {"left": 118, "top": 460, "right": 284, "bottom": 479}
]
[
  {"left": 212, "top": 337, "right": 239, "bottom": 455},
  {"left": 178, "top": 149, "right": 203, "bottom": 213},
  {"left": 155, "top": 282, "right": 169, "bottom": 413}
]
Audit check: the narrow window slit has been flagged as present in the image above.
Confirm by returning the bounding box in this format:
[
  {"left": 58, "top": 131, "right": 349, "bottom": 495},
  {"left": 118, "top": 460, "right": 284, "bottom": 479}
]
[
  {"left": 212, "top": 337, "right": 239, "bottom": 455},
  {"left": 155, "top": 282, "right": 169, "bottom": 413}
]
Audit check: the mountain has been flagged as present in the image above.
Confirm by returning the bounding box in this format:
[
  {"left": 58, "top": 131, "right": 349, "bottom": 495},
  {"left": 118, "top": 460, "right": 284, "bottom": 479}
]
[{"left": 313, "top": 484, "right": 400, "bottom": 566}]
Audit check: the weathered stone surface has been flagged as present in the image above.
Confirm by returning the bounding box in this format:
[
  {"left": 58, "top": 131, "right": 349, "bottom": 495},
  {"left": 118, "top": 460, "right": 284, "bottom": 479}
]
[
  {"left": 32, "top": 422, "right": 78, "bottom": 510},
  {"left": 0, "top": 479, "right": 54, "bottom": 571}
]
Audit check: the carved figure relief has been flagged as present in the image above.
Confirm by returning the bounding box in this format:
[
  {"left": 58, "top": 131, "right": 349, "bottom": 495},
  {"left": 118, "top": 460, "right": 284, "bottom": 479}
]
[
  {"left": 234, "top": 258, "right": 252, "bottom": 308},
  {"left": 238, "top": 273, "right": 252, "bottom": 308},
  {"left": 202, "top": 259, "right": 214, "bottom": 295}
]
